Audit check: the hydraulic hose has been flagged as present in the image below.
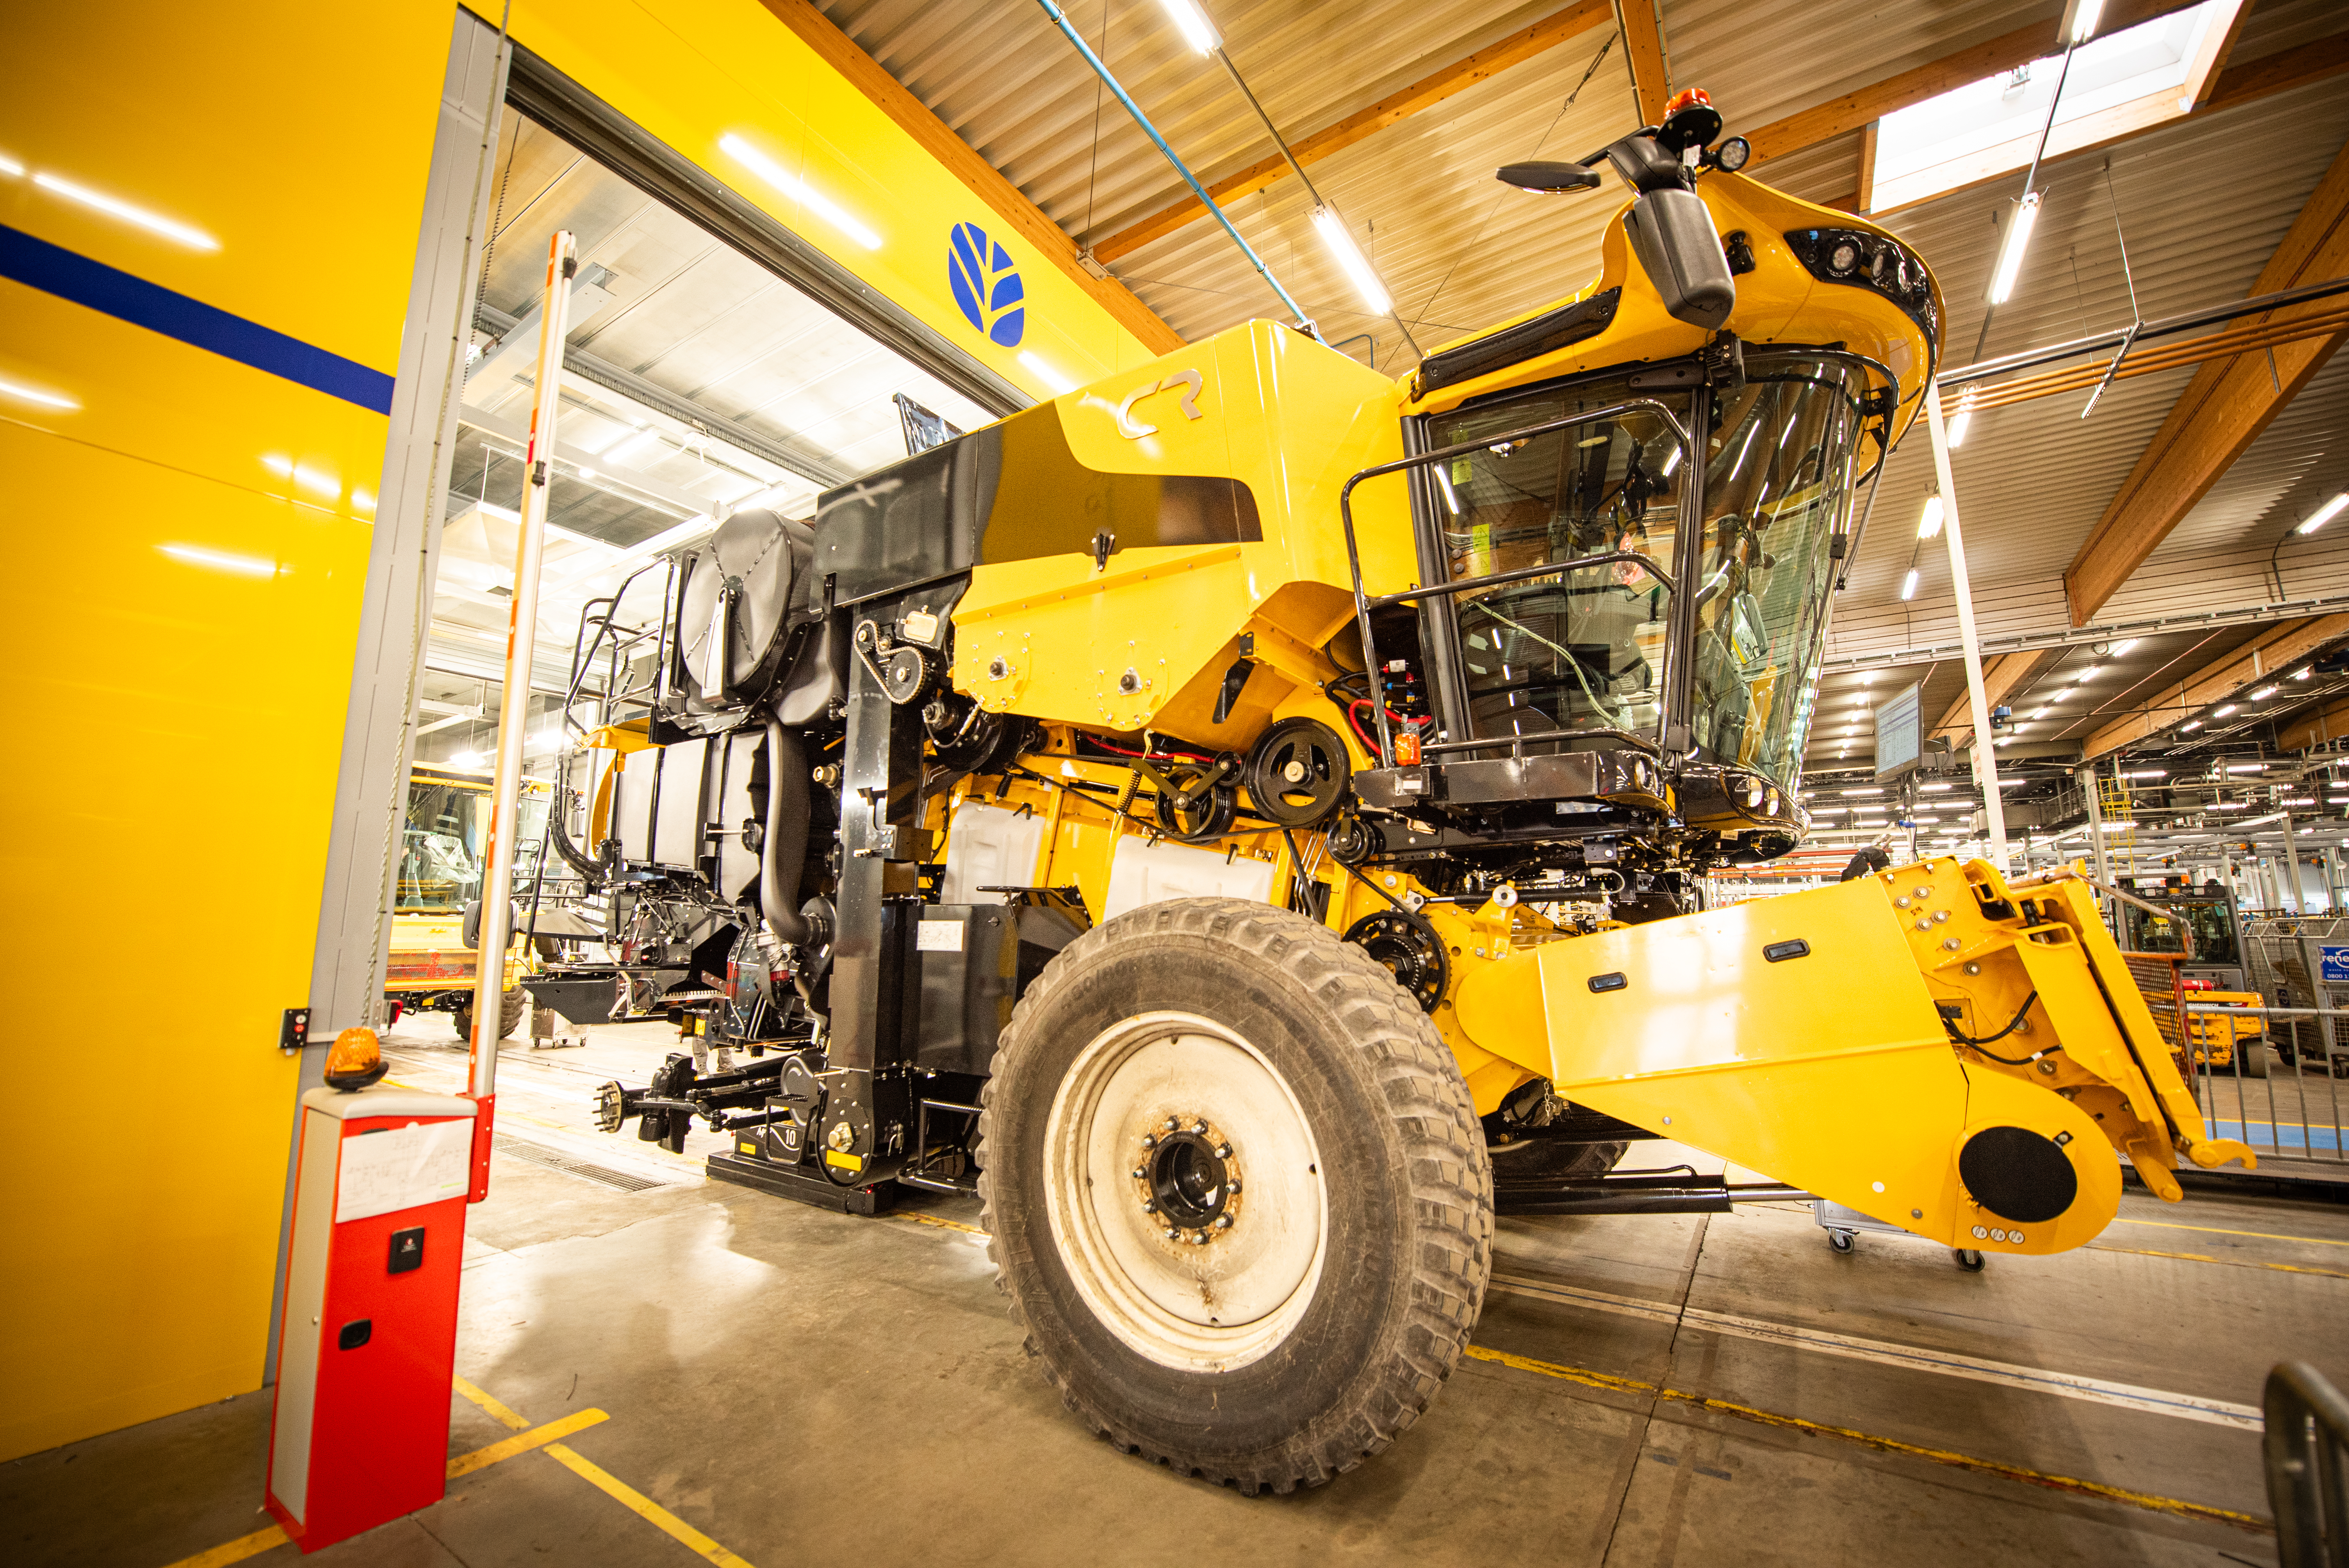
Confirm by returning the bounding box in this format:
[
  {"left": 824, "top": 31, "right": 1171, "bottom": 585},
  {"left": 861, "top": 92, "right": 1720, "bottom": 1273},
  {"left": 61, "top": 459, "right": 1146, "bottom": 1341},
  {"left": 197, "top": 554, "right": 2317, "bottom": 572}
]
[{"left": 761, "top": 718, "right": 812, "bottom": 944}]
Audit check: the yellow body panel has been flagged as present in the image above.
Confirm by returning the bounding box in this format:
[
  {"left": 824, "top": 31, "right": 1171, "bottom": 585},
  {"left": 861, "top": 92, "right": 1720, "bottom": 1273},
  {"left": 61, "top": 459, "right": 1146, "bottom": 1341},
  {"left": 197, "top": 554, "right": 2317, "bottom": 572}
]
[
  {"left": 0, "top": 0, "right": 451, "bottom": 1466},
  {"left": 1449, "top": 859, "right": 2246, "bottom": 1255},
  {"left": 502, "top": 0, "right": 1163, "bottom": 399}
]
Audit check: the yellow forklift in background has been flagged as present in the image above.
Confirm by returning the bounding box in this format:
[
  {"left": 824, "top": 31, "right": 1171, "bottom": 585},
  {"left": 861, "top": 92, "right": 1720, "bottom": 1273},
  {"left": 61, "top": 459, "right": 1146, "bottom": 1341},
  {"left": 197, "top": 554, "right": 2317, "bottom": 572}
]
[{"left": 565, "top": 91, "right": 2248, "bottom": 1492}]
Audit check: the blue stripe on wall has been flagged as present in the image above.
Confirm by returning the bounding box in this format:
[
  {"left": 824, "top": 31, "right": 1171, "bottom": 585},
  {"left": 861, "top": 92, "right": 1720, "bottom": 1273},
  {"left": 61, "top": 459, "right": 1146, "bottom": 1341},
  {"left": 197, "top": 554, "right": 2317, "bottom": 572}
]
[{"left": 0, "top": 224, "right": 396, "bottom": 415}]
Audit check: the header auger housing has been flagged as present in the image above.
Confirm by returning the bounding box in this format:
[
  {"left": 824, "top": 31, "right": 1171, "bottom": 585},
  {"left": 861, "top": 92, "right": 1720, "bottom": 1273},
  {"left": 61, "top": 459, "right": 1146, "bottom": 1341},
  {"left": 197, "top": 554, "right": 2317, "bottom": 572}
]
[{"left": 540, "top": 94, "right": 2246, "bottom": 1493}]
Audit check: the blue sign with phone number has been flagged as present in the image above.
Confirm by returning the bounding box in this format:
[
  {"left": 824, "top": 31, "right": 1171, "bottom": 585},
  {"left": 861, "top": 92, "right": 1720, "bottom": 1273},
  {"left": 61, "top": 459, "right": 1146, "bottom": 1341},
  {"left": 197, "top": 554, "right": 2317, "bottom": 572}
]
[{"left": 2324, "top": 946, "right": 2349, "bottom": 984}]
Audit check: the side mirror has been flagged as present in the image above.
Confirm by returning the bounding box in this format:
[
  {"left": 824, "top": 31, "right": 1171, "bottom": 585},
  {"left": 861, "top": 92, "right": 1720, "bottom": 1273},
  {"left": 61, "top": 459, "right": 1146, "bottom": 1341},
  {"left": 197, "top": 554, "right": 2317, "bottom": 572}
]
[{"left": 1496, "top": 160, "right": 1603, "bottom": 194}]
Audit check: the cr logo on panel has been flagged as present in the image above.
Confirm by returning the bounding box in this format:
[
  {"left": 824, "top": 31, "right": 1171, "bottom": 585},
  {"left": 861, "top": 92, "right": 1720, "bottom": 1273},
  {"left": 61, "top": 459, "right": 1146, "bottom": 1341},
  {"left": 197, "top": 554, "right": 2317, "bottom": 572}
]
[{"left": 1116, "top": 370, "right": 1205, "bottom": 438}]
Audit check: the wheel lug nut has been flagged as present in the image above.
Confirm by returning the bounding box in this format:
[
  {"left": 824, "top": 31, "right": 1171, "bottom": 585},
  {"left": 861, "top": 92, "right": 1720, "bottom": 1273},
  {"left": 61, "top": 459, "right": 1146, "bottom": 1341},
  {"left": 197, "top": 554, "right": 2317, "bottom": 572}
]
[
  {"left": 1141, "top": 1133, "right": 1157, "bottom": 1147},
  {"left": 1191, "top": 1120, "right": 1207, "bottom": 1134},
  {"left": 1164, "top": 1116, "right": 1179, "bottom": 1130},
  {"left": 1191, "top": 1231, "right": 1210, "bottom": 1245},
  {"left": 1163, "top": 1227, "right": 1180, "bottom": 1240},
  {"left": 1141, "top": 1199, "right": 1157, "bottom": 1212},
  {"left": 1214, "top": 1215, "right": 1233, "bottom": 1229},
  {"left": 1214, "top": 1143, "right": 1230, "bottom": 1158},
  {"left": 1130, "top": 1167, "right": 1146, "bottom": 1179}
]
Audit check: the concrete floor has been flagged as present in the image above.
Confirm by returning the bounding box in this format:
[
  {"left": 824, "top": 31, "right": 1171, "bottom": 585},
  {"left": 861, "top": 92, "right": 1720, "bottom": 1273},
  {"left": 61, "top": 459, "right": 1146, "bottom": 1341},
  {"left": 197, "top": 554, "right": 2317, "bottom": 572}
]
[{"left": 11, "top": 1011, "right": 2348, "bottom": 1568}]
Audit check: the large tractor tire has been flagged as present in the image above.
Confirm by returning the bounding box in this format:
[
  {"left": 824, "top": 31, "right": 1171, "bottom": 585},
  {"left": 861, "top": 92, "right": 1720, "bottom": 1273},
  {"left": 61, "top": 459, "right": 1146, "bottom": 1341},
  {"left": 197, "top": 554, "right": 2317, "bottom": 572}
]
[
  {"left": 978, "top": 898, "right": 1492, "bottom": 1494},
  {"left": 453, "top": 986, "right": 525, "bottom": 1042}
]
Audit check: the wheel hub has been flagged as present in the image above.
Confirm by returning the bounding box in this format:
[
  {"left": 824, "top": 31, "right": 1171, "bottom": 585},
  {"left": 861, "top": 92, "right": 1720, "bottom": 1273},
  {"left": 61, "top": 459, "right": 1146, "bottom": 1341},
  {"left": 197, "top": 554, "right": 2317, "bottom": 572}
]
[
  {"left": 1042, "top": 1010, "right": 1328, "bottom": 1371},
  {"left": 1134, "top": 1115, "right": 1241, "bottom": 1245}
]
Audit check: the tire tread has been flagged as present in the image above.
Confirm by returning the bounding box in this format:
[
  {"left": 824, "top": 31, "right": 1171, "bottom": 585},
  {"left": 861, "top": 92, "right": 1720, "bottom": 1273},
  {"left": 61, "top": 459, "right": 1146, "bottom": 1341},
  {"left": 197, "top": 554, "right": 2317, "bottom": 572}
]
[{"left": 976, "top": 897, "right": 1492, "bottom": 1495}]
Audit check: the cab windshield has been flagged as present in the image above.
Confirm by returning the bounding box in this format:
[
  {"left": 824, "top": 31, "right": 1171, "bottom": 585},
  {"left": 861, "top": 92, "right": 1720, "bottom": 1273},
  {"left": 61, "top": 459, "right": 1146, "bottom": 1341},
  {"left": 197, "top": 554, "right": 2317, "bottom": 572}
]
[
  {"left": 1421, "top": 354, "right": 1866, "bottom": 789},
  {"left": 397, "top": 778, "right": 547, "bottom": 912},
  {"left": 2122, "top": 898, "right": 2240, "bottom": 965}
]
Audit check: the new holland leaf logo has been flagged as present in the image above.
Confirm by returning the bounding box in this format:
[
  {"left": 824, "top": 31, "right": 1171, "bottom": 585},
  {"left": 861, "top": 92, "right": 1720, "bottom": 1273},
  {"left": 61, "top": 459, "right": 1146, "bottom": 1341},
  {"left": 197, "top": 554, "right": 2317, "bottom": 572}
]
[{"left": 949, "top": 223, "right": 1025, "bottom": 347}]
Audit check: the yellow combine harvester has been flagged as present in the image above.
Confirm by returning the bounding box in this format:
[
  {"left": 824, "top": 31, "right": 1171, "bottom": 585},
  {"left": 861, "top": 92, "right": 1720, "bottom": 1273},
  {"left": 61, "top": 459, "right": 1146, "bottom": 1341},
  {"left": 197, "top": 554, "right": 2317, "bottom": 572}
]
[{"left": 577, "top": 92, "right": 2248, "bottom": 1491}]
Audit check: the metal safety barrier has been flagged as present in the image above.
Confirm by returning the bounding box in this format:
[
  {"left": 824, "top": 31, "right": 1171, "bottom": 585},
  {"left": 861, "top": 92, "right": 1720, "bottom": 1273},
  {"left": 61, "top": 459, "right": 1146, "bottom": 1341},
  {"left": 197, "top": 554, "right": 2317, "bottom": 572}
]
[
  {"left": 2267, "top": 1361, "right": 2349, "bottom": 1566},
  {"left": 2186, "top": 1003, "right": 2349, "bottom": 1165}
]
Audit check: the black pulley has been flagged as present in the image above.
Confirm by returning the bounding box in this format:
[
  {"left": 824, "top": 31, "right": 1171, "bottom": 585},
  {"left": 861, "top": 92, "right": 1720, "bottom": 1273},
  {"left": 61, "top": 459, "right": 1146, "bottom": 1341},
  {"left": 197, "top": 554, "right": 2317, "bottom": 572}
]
[
  {"left": 1245, "top": 718, "right": 1350, "bottom": 826},
  {"left": 1324, "top": 809, "right": 1382, "bottom": 866},
  {"left": 1151, "top": 758, "right": 1239, "bottom": 843},
  {"left": 1343, "top": 908, "right": 1449, "bottom": 1013}
]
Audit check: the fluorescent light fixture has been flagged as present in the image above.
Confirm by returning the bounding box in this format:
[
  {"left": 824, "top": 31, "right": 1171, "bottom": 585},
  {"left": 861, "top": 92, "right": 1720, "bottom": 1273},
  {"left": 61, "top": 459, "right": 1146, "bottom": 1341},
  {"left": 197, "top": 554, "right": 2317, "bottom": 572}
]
[
  {"left": 33, "top": 171, "right": 219, "bottom": 250},
  {"left": 2252, "top": 684, "right": 2278, "bottom": 700},
  {"left": 2076, "top": 665, "right": 2101, "bottom": 681},
  {"left": 1988, "top": 191, "right": 2040, "bottom": 305},
  {"left": 718, "top": 133, "right": 883, "bottom": 250},
  {"left": 2298, "top": 493, "right": 2349, "bottom": 535},
  {"left": 1432, "top": 465, "right": 1463, "bottom": 516},
  {"left": 1917, "top": 495, "right": 1944, "bottom": 538},
  {"left": 604, "top": 428, "right": 663, "bottom": 467},
  {"left": 2064, "top": 0, "right": 2105, "bottom": 44},
  {"left": 2213, "top": 704, "right": 2237, "bottom": 717},
  {"left": 1900, "top": 567, "right": 1920, "bottom": 600},
  {"left": 1018, "top": 351, "right": 1077, "bottom": 396},
  {"left": 2284, "top": 797, "right": 2317, "bottom": 806},
  {"left": 2048, "top": 688, "right": 2071, "bottom": 703},
  {"left": 0, "top": 374, "right": 78, "bottom": 410},
  {"left": 2031, "top": 707, "right": 2050, "bottom": 720},
  {"left": 1946, "top": 405, "right": 1973, "bottom": 448},
  {"left": 159, "top": 542, "right": 276, "bottom": 578},
  {"left": 1157, "top": 0, "right": 1221, "bottom": 52},
  {"left": 1312, "top": 207, "right": 1392, "bottom": 316},
  {"left": 1843, "top": 788, "right": 1884, "bottom": 796},
  {"left": 2224, "top": 763, "right": 2265, "bottom": 773},
  {"left": 2181, "top": 720, "right": 2203, "bottom": 732},
  {"left": 2108, "top": 640, "right": 2138, "bottom": 656},
  {"left": 579, "top": 467, "right": 597, "bottom": 481},
  {"left": 2293, "top": 667, "right": 2312, "bottom": 680},
  {"left": 2128, "top": 769, "right": 2166, "bottom": 779},
  {"left": 1923, "top": 782, "right": 1954, "bottom": 792}
]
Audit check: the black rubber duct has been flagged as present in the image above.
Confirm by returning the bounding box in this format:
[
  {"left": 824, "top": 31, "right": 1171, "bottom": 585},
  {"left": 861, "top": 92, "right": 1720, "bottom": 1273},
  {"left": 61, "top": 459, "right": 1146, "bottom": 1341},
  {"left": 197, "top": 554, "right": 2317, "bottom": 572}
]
[{"left": 761, "top": 718, "right": 812, "bottom": 944}]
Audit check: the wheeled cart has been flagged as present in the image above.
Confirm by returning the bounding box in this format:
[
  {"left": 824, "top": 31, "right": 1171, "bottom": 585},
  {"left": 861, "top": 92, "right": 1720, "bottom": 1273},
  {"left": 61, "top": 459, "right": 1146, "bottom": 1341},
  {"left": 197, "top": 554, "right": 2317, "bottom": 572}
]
[{"left": 1815, "top": 1198, "right": 1985, "bottom": 1271}]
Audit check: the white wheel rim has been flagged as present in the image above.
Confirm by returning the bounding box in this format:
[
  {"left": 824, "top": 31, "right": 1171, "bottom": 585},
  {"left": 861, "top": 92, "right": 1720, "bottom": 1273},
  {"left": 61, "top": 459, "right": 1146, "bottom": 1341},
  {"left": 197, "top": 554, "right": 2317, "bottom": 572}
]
[{"left": 1043, "top": 1010, "right": 1327, "bottom": 1372}]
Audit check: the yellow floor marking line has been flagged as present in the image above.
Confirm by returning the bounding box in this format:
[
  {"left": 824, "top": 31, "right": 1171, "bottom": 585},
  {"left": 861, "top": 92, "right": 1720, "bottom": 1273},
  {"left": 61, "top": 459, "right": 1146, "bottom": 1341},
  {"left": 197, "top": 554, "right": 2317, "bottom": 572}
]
[
  {"left": 894, "top": 1211, "right": 989, "bottom": 1238},
  {"left": 446, "top": 1409, "right": 610, "bottom": 1478},
  {"left": 542, "top": 1443, "right": 757, "bottom": 1567},
  {"left": 158, "top": 1409, "right": 615, "bottom": 1568},
  {"left": 454, "top": 1374, "right": 758, "bottom": 1567},
  {"left": 1463, "top": 1345, "right": 2269, "bottom": 1534},
  {"left": 453, "top": 1374, "right": 533, "bottom": 1431},
  {"left": 1488, "top": 1272, "right": 2262, "bottom": 1429},
  {"left": 2089, "top": 1243, "right": 2349, "bottom": 1280},
  {"left": 2109, "top": 1217, "right": 2349, "bottom": 1247},
  {"left": 161, "top": 1523, "right": 288, "bottom": 1567}
]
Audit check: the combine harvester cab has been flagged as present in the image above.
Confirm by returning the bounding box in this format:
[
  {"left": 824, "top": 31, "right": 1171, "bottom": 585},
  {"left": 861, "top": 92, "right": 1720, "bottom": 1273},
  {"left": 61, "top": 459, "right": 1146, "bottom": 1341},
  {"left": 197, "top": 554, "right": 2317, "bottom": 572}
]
[{"left": 573, "top": 89, "right": 2247, "bottom": 1491}]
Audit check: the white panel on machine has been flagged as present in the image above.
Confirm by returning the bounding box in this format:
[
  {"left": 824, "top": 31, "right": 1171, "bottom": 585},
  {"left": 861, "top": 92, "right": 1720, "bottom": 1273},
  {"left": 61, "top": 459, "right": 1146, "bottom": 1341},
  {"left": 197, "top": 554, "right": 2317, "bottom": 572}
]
[
  {"left": 941, "top": 802, "right": 1048, "bottom": 904},
  {"left": 1101, "top": 836, "right": 1277, "bottom": 920}
]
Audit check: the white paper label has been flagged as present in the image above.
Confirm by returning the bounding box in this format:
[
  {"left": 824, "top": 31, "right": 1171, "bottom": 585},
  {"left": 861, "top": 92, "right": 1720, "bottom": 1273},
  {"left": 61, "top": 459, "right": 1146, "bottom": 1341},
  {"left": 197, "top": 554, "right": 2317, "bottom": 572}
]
[
  {"left": 916, "top": 919, "right": 966, "bottom": 953},
  {"left": 336, "top": 1119, "right": 473, "bottom": 1222}
]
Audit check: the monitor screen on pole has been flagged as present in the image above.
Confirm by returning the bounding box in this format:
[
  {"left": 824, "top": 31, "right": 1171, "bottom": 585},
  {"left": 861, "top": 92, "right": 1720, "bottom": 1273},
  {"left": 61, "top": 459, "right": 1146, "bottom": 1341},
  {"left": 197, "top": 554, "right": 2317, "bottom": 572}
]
[{"left": 1874, "top": 681, "right": 1922, "bottom": 783}]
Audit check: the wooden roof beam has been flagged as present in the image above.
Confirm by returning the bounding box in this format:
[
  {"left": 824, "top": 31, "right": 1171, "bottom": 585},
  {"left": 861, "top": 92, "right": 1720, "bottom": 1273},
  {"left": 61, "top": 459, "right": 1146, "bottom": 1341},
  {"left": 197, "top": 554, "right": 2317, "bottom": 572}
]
[
  {"left": 2081, "top": 615, "right": 2349, "bottom": 758},
  {"left": 1930, "top": 649, "right": 2047, "bottom": 750},
  {"left": 2279, "top": 692, "right": 2349, "bottom": 753},
  {"left": 1614, "top": 0, "right": 1671, "bottom": 127},
  {"left": 759, "top": 0, "right": 1184, "bottom": 352},
  {"left": 2063, "top": 138, "right": 2349, "bottom": 625},
  {"left": 1092, "top": 1, "right": 1612, "bottom": 264}
]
